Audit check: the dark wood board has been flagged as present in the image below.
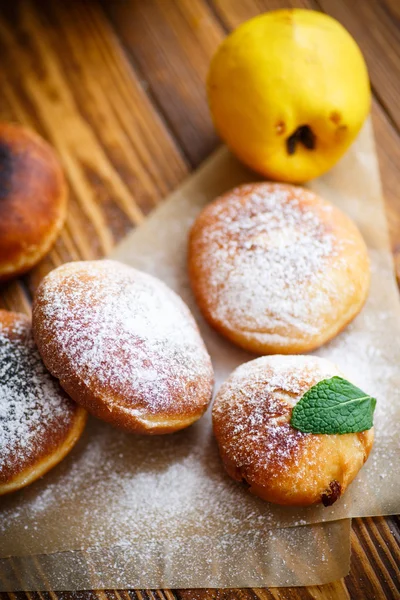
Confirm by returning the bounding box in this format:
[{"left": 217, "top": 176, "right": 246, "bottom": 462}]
[{"left": 0, "top": 0, "right": 399, "bottom": 597}]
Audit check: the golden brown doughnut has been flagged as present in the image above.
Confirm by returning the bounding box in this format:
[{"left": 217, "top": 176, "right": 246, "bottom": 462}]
[
  {"left": 188, "top": 182, "right": 370, "bottom": 354},
  {"left": 0, "top": 122, "right": 67, "bottom": 282},
  {"left": 32, "top": 260, "right": 214, "bottom": 435},
  {"left": 0, "top": 310, "right": 87, "bottom": 495},
  {"left": 212, "top": 355, "right": 373, "bottom": 507}
]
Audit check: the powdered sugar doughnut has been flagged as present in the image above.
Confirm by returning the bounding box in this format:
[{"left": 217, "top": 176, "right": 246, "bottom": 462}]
[
  {"left": 188, "top": 183, "right": 370, "bottom": 354},
  {"left": 213, "top": 355, "right": 373, "bottom": 506},
  {"left": 33, "top": 260, "right": 214, "bottom": 434},
  {"left": 0, "top": 310, "right": 87, "bottom": 495}
]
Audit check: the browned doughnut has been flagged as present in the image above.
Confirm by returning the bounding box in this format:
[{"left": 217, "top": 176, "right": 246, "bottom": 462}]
[
  {"left": 188, "top": 182, "right": 370, "bottom": 354},
  {"left": 0, "top": 310, "right": 87, "bottom": 495},
  {"left": 32, "top": 260, "right": 214, "bottom": 434},
  {"left": 212, "top": 355, "right": 373, "bottom": 506},
  {"left": 0, "top": 123, "right": 67, "bottom": 282}
]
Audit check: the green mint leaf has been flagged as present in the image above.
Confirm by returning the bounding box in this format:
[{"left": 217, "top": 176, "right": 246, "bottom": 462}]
[{"left": 290, "top": 376, "right": 376, "bottom": 434}]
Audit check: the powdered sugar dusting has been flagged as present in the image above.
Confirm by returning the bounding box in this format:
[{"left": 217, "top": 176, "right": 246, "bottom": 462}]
[
  {"left": 0, "top": 356, "right": 346, "bottom": 556},
  {"left": 1, "top": 130, "right": 399, "bottom": 586},
  {"left": 34, "top": 260, "right": 213, "bottom": 418},
  {"left": 190, "top": 183, "right": 361, "bottom": 341},
  {"left": 213, "top": 355, "right": 341, "bottom": 482},
  {"left": 0, "top": 312, "right": 77, "bottom": 478}
]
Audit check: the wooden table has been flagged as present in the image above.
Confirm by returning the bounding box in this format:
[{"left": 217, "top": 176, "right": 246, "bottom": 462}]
[{"left": 0, "top": 0, "right": 399, "bottom": 597}]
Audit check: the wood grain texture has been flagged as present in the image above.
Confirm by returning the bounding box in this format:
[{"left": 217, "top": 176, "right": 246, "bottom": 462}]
[
  {"left": 102, "top": 0, "right": 222, "bottom": 165},
  {"left": 316, "top": 0, "right": 400, "bottom": 132},
  {"left": 0, "top": 0, "right": 187, "bottom": 290},
  {"left": 0, "top": 0, "right": 399, "bottom": 598}
]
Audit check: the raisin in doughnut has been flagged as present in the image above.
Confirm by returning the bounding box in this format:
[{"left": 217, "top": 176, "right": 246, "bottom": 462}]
[
  {"left": 212, "top": 355, "right": 373, "bottom": 506},
  {"left": 188, "top": 182, "right": 370, "bottom": 354},
  {"left": 33, "top": 260, "right": 214, "bottom": 434},
  {"left": 0, "top": 310, "right": 87, "bottom": 495}
]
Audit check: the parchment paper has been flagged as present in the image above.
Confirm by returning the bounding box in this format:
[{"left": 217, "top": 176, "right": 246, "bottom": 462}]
[
  {"left": 0, "top": 520, "right": 350, "bottom": 590},
  {"left": 1, "top": 118, "right": 397, "bottom": 589}
]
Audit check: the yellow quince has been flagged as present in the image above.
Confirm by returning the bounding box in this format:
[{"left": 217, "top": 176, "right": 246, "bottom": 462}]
[{"left": 207, "top": 9, "right": 371, "bottom": 182}]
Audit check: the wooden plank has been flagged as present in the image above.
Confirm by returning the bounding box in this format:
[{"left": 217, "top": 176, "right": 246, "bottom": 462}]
[
  {"left": 371, "top": 100, "right": 400, "bottom": 282},
  {"left": 0, "top": 0, "right": 187, "bottom": 294},
  {"left": 346, "top": 517, "right": 400, "bottom": 598},
  {"left": 102, "top": 0, "right": 223, "bottom": 166},
  {"left": 315, "top": 0, "right": 400, "bottom": 133}
]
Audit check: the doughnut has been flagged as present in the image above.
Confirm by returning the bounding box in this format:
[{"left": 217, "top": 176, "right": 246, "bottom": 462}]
[
  {"left": 0, "top": 310, "right": 87, "bottom": 495},
  {"left": 0, "top": 122, "right": 67, "bottom": 282},
  {"left": 188, "top": 182, "right": 370, "bottom": 354},
  {"left": 32, "top": 260, "right": 214, "bottom": 434},
  {"left": 212, "top": 355, "right": 373, "bottom": 506}
]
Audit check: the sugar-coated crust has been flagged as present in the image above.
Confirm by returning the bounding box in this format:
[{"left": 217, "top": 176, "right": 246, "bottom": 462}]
[
  {"left": 188, "top": 183, "right": 370, "bottom": 354},
  {"left": 212, "top": 355, "right": 374, "bottom": 506},
  {"left": 32, "top": 260, "right": 214, "bottom": 435},
  {"left": 0, "top": 123, "right": 67, "bottom": 282},
  {"left": 0, "top": 310, "right": 87, "bottom": 495},
  {"left": 0, "top": 408, "right": 87, "bottom": 496}
]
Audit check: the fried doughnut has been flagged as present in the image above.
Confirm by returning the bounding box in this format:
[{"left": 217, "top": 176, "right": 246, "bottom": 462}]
[
  {"left": 0, "top": 122, "right": 67, "bottom": 282},
  {"left": 0, "top": 310, "right": 87, "bottom": 495},
  {"left": 188, "top": 182, "right": 370, "bottom": 354},
  {"left": 212, "top": 355, "right": 373, "bottom": 506},
  {"left": 32, "top": 260, "right": 214, "bottom": 435}
]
